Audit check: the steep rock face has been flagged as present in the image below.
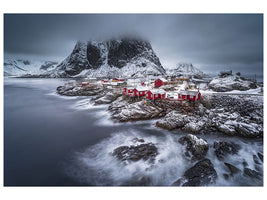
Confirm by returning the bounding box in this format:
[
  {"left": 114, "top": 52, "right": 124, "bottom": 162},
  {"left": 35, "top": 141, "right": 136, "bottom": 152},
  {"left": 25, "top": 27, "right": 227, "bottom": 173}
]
[
  {"left": 87, "top": 43, "right": 102, "bottom": 68},
  {"left": 55, "top": 41, "right": 89, "bottom": 77},
  {"left": 51, "top": 37, "right": 166, "bottom": 77}
]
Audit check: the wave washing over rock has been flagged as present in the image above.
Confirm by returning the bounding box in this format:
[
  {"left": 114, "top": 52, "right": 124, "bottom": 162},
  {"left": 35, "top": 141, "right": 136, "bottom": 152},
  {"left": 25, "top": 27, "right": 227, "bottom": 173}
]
[{"left": 63, "top": 130, "right": 263, "bottom": 186}]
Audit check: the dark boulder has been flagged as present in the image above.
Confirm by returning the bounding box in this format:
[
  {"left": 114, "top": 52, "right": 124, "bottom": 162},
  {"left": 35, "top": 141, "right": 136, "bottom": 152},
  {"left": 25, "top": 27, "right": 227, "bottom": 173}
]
[
  {"left": 257, "top": 152, "right": 263, "bottom": 162},
  {"left": 172, "top": 159, "right": 217, "bottom": 186},
  {"left": 213, "top": 141, "right": 241, "bottom": 160},
  {"left": 253, "top": 154, "right": 261, "bottom": 165},
  {"left": 223, "top": 173, "right": 230, "bottom": 180},
  {"left": 243, "top": 168, "right": 263, "bottom": 185},
  {"left": 242, "top": 160, "right": 248, "bottom": 168},
  {"left": 224, "top": 162, "right": 241, "bottom": 175},
  {"left": 112, "top": 142, "right": 158, "bottom": 163}
]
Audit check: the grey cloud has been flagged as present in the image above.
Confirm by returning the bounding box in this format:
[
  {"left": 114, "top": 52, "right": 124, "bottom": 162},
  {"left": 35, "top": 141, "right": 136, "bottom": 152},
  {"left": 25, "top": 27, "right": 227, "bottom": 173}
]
[{"left": 4, "top": 14, "right": 263, "bottom": 75}]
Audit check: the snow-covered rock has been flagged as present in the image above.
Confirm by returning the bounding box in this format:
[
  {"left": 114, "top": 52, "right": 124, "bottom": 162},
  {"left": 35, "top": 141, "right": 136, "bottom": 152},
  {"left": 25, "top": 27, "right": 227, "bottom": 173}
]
[
  {"left": 56, "top": 85, "right": 103, "bottom": 96},
  {"left": 156, "top": 93, "right": 263, "bottom": 138},
  {"left": 156, "top": 111, "right": 193, "bottom": 130},
  {"left": 235, "top": 122, "right": 263, "bottom": 137},
  {"left": 179, "top": 134, "right": 209, "bottom": 161},
  {"left": 209, "top": 75, "right": 257, "bottom": 92},
  {"left": 93, "top": 92, "right": 120, "bottom": 104},
  {"left": 183, "top": 121, "right": 205, "bottom": 133},
  {"left": 109, "top": 99, "right": 164, "bottom": 122}
]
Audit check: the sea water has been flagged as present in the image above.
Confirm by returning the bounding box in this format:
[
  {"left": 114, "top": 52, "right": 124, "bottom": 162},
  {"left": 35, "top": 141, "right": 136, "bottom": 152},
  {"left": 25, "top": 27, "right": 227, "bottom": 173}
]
[{"left": 4, "top": 78, "right": 263, "bottom": 186}]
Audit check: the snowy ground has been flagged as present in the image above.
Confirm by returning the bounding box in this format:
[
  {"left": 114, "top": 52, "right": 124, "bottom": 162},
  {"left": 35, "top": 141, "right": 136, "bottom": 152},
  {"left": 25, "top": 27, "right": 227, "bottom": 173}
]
[{"left": 200, "top": 87, "right": 262, "bottom": 95}]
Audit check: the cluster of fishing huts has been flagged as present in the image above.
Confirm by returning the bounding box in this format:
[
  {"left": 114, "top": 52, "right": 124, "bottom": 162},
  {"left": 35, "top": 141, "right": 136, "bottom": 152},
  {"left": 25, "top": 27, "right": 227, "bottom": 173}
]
[{"left": 77, "top": 76, "right": 201, "bottom": 102}]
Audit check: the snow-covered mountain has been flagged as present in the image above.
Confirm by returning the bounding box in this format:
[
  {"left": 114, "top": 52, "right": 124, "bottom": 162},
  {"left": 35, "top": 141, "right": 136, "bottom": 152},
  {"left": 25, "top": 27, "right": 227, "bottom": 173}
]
[
  {"left": 4, "top": 59, "right": 58, "bottom": 77},
  {"left": 47, "top": 37, "right": 166, "bottom": 78},
  {"left": 167, "top": 63, "right": 205, "bottom": 78}
]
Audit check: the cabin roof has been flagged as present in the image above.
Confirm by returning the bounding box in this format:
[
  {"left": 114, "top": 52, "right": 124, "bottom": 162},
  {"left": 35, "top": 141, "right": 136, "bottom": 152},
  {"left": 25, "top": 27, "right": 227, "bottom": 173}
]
[
  {"left": 135, "top": 86, "right": 149, "bottom": 91},
  {"left": 158, "top": 78, "right": 168, "bottom": 82},
  {"left": 149, "top": 89, "right": 166, "bottom": 94}
]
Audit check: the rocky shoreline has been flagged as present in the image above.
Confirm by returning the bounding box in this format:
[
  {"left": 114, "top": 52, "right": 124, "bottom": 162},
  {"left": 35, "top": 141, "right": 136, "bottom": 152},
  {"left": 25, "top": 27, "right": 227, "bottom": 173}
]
[
  {"left": 56, "top": 84, "right": 263, "bottom": 186},
  {"left": 156, "top": 94, "right": 263, "bottom": 138},
  {"left": 110, "top": 134, "right": 263, "bottom": 186},
  {"left": 57, "top": 84, "right": 263, "bottom": 138}
]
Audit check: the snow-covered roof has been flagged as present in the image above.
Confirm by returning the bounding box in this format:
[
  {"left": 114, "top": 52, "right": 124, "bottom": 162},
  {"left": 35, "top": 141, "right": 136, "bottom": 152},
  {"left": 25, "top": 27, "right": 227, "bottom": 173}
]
[
  {"left": 179, "top": 90, "right": 188, "bottom": 95},
  {"left": 187, "top": 90, "right": 199, "bottom": 95},
  {"left": 149, "top": 89, "right": 166, "bottom": 94},
  {"left": 158, "top": 78, "right": 168, "bottom": 82},
  {"left": 126, "top": 87, "right": 135, "bottom": 90},
  {"left": 135, "top": 86, "right": 149, "bottom": 91}
]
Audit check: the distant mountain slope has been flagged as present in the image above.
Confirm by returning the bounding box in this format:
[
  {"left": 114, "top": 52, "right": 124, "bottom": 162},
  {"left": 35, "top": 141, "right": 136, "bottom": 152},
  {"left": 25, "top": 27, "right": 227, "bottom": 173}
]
[
  {"left": 4, "top": 59, "right": 58, "bottom": 77},
  {"left": 167, "top": 63, "right": 205, "bottom": 78},
  {"left": 48, "top": 37, "right": 166, "bottom": 78}
]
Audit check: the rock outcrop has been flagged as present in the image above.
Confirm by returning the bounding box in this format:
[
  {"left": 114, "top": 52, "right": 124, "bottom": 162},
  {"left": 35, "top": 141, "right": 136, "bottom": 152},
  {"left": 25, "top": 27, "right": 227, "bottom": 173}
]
[
  {"left": 56, "top": 85, "right": 103, "bottom": 96},
  {"left": 213, "top": 141, "right": 241, "bottom": 160},
  {"left": 209, "top": 75, "right": 257, "bottom": 92},
  {"left": 93, "top": 91, "right": 121, "bottom": 105},
  {"left": 172, "top": 159, "right": 217, "bottom": 186},
  {"left": 109, "top": 97, "right": 164, "bottom": 122},
  {"left": 178, "top": 134, "right": 209, "bottom": 161},
  {"left": 112, "top": 142, "right": 158, "bottom": 164}
]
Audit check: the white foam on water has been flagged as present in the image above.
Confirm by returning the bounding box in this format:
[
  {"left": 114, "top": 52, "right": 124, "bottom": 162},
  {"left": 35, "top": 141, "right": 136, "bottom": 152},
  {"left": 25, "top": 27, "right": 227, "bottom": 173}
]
[
  {"left": 94, "top": 109, "right": 120, "bottom": 127},
  {"left": 70, "top": 98, "right": 109, "bottom": 111},
  {"left": 45, "top": 91, "right": 79, "bottom": 100},
  {"left": 65, "top": 130, "right": 263, "bottom": 186},
  {"left": 65, "top": 130, "right": 188, "bottom": 186}
]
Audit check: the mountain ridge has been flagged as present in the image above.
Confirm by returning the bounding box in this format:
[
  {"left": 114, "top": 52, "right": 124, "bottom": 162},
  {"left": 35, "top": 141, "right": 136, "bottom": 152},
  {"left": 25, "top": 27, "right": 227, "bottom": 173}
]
[{"left": 49, "top": 37, "right": 166, "bottom": 78}]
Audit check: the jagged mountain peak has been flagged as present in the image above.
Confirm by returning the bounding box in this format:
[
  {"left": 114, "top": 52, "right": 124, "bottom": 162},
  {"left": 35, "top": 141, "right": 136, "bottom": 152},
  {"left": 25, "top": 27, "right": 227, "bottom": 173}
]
[
  {"left": 50, "top": 37, "right": 165, "bottom": 78},
  {"left": 175, "top": 63, "right": 203, "bottom": 74},
  {"left": 167, "top": 62, "right": 205, "bottom": 78}
]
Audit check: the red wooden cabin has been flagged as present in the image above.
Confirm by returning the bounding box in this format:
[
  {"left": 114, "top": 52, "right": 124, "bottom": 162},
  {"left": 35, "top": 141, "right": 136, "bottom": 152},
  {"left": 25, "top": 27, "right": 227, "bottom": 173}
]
[
  {"left": 123, "top": 87, "right": 135, "bottom": 96},
  {"left": 82, "top": 82, "right": 89, "bottom": 86},
  {"left": 133, "top": 87, "right": 148, "bottom": 97},
  {"left": 146, "top": 89, "right": 166, "bottom": 100},
  {"left": 187, "top": 91, "right": 201, "bottom": 101},
  {"left": 154, "top": 78, "right": 168, "bottom": 87}
]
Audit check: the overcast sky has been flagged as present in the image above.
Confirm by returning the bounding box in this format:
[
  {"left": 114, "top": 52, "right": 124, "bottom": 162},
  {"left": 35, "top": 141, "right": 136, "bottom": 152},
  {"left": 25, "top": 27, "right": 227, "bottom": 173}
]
[{"left": 4, "top": 14, "right": 263, "bottom": 76}]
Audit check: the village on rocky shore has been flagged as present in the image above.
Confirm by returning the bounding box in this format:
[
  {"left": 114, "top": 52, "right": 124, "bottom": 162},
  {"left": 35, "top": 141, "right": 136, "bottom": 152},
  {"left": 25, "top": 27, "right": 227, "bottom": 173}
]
[{"left": 56, "top": 71, "right": 263, "bottom": 186}]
